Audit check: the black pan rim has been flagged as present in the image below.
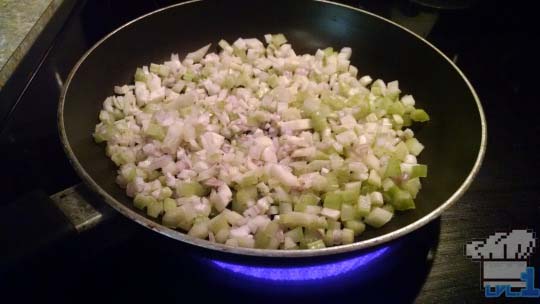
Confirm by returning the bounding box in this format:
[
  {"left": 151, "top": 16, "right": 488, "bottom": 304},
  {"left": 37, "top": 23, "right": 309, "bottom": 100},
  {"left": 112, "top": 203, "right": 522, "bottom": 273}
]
[{"left": 58, "top": 0, "right": 487, "bottom": 258}]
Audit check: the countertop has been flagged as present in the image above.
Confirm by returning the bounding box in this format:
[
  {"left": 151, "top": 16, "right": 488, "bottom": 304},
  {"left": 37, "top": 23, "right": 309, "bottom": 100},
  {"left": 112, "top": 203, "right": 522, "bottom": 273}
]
[{"left": 0, "top": 0, "right": 64, "bottom": 89}]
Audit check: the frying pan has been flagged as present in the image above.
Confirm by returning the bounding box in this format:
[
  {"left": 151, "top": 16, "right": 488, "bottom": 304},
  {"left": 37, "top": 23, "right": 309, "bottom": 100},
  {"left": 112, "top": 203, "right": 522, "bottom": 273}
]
[{"left": 57, "top": 0, "right": 486, "bottom": 259}]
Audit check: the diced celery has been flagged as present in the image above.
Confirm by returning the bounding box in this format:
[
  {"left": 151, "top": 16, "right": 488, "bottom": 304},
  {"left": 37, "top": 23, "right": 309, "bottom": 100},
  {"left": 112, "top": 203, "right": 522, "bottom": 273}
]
[
  {"left": 387, "top": 101, "right": 405, "bottom": 116},
  {"left": 134, "top": 194, "right": 155, "bottom": 210},
  {"left": 382, "top": 177, "right": 396, "bottom": 191},
  {"left": 341, "top": 189, "right": 360, "bottom": 205},
  {"left": 163, "top": 198, "right": 177, "bottom": 212},
  {"left": 387, "top": 186, "right": 415, "bottom": 210},
  {"left": 405, "top": 138, "right": 424, "bottom": 156},
  {"left": 344, "top": 181, "right": 362, "bottom": 192},
  {"left": 356, "top": 195, "right": 371, "bottom": 216},
  {"left": 365, "top": 207, "right": 393, "bottom": 228},
  {"left": 402, "top": 177, "right": 421, "bottom": 198},
  {"left": 342, "top": 228, "right": 355, "bottom": 244},
  {"left": 360, "top": 183, "right": 378, "bottom": 195},
  {"left": 232, "top": 186, "right": 258, "bottom": 213},
  {"left": 300, "top": 193, "right": 319, "bottom": 205},
  {"left": 271, "top": 34, "right": 288, "bottom": 47},
  {"left": 300, "top": 228, "right": 324, "bottom": 248},
  {"left": 341, "top": 203, "right": 356, "bottom": 221},
  {"left": 345, "top": 220, "right": 366, "bottom": 236},
  {"left": 323, "top": 172, "right": 340, "bottom": 192},
  {"left": 188, "top": 217, "right": 209, "bottom": 239},
  {"left": 393, "top": 142, "right": 409, "bottom": 161},
  {"left": 410, "top": 109, "right": 430, "bottom": 122},
  {"left": 323, "top": 47, "right": 334, "bottom": 56},
  {"left": 158, "top": 187, "right": 173, "bottom": 200},
  {"left": 409, "top": 164, "right": 428, "bottom": 178},
  {"left": 208, "top": 214, "right": 229, "bottom": 235},
  {"left": 162, "top": 204, "right": 197, "bottom": 230},
  {"left": 279, "top": 202, "right": 293, "bottom": 214},
  {"left": 145, "top": 123, "right": 166, "bottom": 141},
  {"left": 384, "top": 157, "right": 402, "bottom": 178},
  {"left": 238, "top": 172, "right": 259, "bottom": 187},
  {"left": 367, "top": 169, "right": 382, "bottom": 187},
  {"left": 215, "top": 228, "right": 230, "bottom": 244},
  {"left": 311, "top": 113, "right": 328, "bottom": 133},
  {"left": 382, "top": 204, "right": 395, "bottom": 214},
  {"left": 308, "top": 239, "right": 327, "bottom": 249},
  {"left": 147, "top": 200, "right": 164, "bottom": 218},
  {"left": 255, "top": 221, "right": 280, "bottom": 249},
  {"left": 134, "top": 68, "right": 146, "bottom": 82},
  {"left": 285, "top": 227, "right": 304, "bottom": 243},
  {"left": 323, "top": 192, "right": 342, "bottom": 210},
  {"left": 176, "top": 181, "right": 209, "bottom": 197},
  {"left": 280, "top": 212, "right": 327, "bottom": 229},
  {"left": 370, "top": 191, "right": 384, "bottom": 207}
]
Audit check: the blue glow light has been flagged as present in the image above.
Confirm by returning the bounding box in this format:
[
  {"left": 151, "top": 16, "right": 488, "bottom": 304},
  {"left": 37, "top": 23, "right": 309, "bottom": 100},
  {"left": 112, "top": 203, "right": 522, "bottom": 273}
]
[{"left": 209, "top": 246, "right": 390, "bottom": 281}]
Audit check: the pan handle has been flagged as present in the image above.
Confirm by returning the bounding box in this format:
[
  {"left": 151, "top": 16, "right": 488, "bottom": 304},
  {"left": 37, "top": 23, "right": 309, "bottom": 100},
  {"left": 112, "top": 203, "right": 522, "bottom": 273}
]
[{"left": 0, "top": 184, "right": 107, "bottom": 272}]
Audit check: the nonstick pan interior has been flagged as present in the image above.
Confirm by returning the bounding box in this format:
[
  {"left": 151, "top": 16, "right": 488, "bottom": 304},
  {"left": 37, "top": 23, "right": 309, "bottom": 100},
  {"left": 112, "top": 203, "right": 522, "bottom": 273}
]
[{"left": 59, "top": 0, "right": 485, "bottom": 258}]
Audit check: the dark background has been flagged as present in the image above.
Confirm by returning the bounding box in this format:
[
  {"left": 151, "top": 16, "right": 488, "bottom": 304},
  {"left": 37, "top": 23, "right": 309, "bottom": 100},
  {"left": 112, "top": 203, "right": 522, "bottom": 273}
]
[{"left": 0, "top": 0, "right": 539, "bottom": 303}]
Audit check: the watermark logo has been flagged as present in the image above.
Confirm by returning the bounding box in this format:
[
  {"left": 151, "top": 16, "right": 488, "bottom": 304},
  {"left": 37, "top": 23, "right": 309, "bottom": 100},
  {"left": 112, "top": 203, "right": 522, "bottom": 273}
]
[{"left": 465, "top": 229, "right": 540, "bottom": 298}]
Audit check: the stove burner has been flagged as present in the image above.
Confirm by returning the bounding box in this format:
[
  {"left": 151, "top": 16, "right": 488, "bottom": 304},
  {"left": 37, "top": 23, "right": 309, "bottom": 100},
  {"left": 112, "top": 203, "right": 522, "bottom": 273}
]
[{"left": 208, "top": 246, "right": 390, "bottom": 282}]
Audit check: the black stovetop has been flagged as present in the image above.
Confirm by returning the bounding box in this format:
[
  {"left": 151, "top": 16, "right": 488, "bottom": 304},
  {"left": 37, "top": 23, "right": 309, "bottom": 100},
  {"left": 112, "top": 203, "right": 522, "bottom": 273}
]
[{"left": 1, "top": 0, "right": 539, "bottom": 303}]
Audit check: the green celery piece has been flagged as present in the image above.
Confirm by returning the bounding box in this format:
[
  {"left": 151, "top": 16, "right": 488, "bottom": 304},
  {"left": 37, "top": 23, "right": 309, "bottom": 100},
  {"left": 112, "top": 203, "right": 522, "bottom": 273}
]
[
  {"left": 145, "top": 123, "right": 166, "bottom": 141},
  {"left": 364, "top": 207, "right": 393, "bottom": 228},
  {"left": 208, "top": 214, "right": 229, "bottom": 235},
  {"left": 402, "top": 114, "right": 412, "bottom": 127},
  {"left": 134, "top": 68, "right": 146, "bottom": 82},
  {"left": 384, "top": 157, "right": 402, "bottom": 178},
  {"left": 285, "top": 227, "right": 304, "bottom": 243},
  {"left": 272, "top": 34, "right": 288, "bottom": 47},
  {"left": 335, "top": 167, "right": 351, "bottom": 184},
  {"left": 371, "top": 86, "right": 383, "bottom": 96},
  {"left": 323, "top": 191, "right": 342, "bottom": 210},
  {"left": 147, "top": 200, "right": 164, "bottom": 218},
  {"left": 341, "top": 189, "right": 360, "bottom": 205},
  {"left": 311, "top": 112, "right": 328, "bottom": 133},
  {"left": 232, "top": 186, "right": 258, "bottom": 213},
  {"left": 387, "top": 101, "right": 405, "bottom": 116},
  {"left": 300, "top": 193, "right": 319, "bottom": 205},
  {"left": 341, "top": 203, "right": 356, "bottom": 221},
  {"left": 327, "top": 219, "right": 341, "bottom": 230},
  {"left": 409, "top": 164, "right": 428, "bottom": 178},
  {"left": 342, "top": 228, "right": 355, "bottom": 244},
  {"left": 345, "top": 220, "right": 366, "bottom": 236},
  {"left": 279, "top": 202, "right": 293, "bottom": 214},
  {"left": 255, "top": 221, "right": 280, "bottom": 249},
  {"left": 280, "top": 212, "right": 327, "bottom": 229},
  {"left": 176, "top": 181, "right": 209, "bottom": 197},
  {"left": 405, "top": 138, "right": 424, "bottom": 156},
  {"left": 360, "top": 183, "right": 378, "bottom": 195},
  {"left": 146, "top": 170, "right": 160, "bottom": 181},
  {"left": 351, "top": 95, "right": 370, "bottom": 119},
  {"left": 301, "top": 229, "right": 324, "bottom": 248},
  {"left": 313, "top": 151, "right": 330, "bottom": 160},
  {"left": 402, "top": 177, "right": 421, "bottom": 198},
  {"left": 367, "top": 169, "right": 382, "bottom": 188},
  {"left": 388, "top": 186, "right": 416, "bottom": 210},
  {"left": 324, "top": 173, "right": 340, "bottom": 192},
  {"left": 163, "top": 198, "right": 177, "bottom": 212},
  {"left": 158, "top": 187, "right": 173, "bottom": 200},
  {"left": 134, "top": 194, "right": 156, "bottom": 210},
  {"left": 393, "top": 142, "right": 409, "bottom": 161},
  {"left": 410, "top": 109, "right": 430, "bottom": 122},
  {"left": 238, "top": 172, "right": 259, "bottom": 187},
  {"left": 323, "top": 47, "right": 334, "bottom": 56},
  {"left": 375, "top": 97, "right": 393, "bottom": 111},
  {"left": 356, "top": 195, "right": 371, "bottom": 217}
]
